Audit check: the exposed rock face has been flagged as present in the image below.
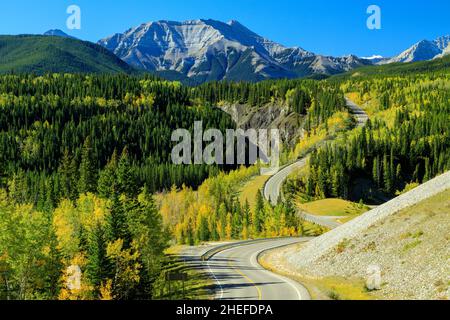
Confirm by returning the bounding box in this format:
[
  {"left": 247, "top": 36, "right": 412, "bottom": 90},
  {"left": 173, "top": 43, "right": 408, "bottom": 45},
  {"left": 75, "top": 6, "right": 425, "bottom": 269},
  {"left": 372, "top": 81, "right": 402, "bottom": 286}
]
[{"left": 219, "top": 103, "right": 304, "bottom": 146}]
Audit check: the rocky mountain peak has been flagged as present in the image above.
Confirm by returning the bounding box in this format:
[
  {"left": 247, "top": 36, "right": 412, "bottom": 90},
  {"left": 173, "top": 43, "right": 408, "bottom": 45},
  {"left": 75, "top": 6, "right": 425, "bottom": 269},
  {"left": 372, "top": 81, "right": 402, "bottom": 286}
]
[{"left": 98, "top": 19, "right": 369, "bottom": 83}]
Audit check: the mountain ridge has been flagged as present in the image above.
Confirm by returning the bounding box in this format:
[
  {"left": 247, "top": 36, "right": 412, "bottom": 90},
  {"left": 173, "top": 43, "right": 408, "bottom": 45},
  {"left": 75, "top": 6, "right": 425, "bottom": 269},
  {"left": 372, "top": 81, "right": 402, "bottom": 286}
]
[
  {"left": 0, "top": 20, "right": 448, "bottom": 83},
  {"left": 382, "top": 35, "right": 450, "bottom": 64},
  {"left": 0, "top": 35, "right": 135, "bottom": 75},
  {"left": 98, "top": 19, "right": 370, "bottom": 83},
  {"left": 43, "top": 29, "right": 76, "bottom": 39}
]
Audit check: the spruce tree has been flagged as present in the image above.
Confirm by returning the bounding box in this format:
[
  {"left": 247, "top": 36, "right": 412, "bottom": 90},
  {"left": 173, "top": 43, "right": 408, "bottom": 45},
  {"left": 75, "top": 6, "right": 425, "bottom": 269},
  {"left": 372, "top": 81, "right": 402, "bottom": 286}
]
[
  {"left": 78, "top": 137, "right": 97, "bottom": 194},
  {"left": 117, "top": 147, "right": 137, "bottom": 198},
  {"left": 86, "top": 223, "right": 111, "bottom": 291},
  {"left": 98, "top": 150, "right": 119, "bottom": 199},
  {"left": 253, "top": 191, "right": 265, "bottom": 235},
  {"left": 106, "top": 193, "right": 131, "bottom": 247},
  {"left": 59, "top": 149, "right": 74, "bottom": 200}
]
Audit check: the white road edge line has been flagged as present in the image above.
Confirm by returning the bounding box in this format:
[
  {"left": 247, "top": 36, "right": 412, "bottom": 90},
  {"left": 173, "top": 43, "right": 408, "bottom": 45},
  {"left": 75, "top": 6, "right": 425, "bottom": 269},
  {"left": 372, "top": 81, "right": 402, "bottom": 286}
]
[
  {"left": 250, "top": 250, "right": 306, "bottom": 300},
  {"left": 206, "top": 258, "right": 224, "bottom": 300},
  {"left": 205, "top": 239, "right": 311, "bottom": 301}
]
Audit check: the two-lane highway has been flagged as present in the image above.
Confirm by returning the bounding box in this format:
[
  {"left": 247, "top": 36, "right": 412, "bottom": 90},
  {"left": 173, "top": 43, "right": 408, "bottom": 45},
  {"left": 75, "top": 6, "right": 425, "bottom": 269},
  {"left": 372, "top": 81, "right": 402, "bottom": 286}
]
[{"left": 205, "top": 238, "right": 311, "bottom": 300}]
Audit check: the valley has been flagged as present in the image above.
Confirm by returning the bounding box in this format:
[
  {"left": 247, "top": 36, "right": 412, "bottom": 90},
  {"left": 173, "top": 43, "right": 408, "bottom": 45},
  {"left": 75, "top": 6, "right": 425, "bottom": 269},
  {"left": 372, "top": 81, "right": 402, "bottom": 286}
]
[{"left": 0, "top": 15, "right": 449, "bottom": 302}]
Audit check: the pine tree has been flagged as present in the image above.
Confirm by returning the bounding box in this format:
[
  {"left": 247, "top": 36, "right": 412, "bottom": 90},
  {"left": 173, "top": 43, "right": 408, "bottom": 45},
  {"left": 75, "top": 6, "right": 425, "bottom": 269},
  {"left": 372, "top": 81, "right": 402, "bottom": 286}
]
[
  {"left": 383, "top": 154, "right": 392, "bottom": 193},
  {"left": 43, "top": 228, "right": 63, "bottom": 299},
  {"left": 209, "top": 211, "right": 219, "bottom": 241},
  {"left": 197, "top": 214, "right": 210, "bottom": 242},
  {"left": 372, "top": 156, "right": 381, "bottom": 187},
  {"left": 98, "top": 150, "right": 118, "bottom": 199},
  {"left": 331, "top": 166, "right": 340, "bottom": 197},
  {"left": 424, "top": 158, "right": 431, "bottom": 182},
  {"left": 78, "top": 137, "right": 97, "bottom": 194},
  {"left": 86, "top": 223, "right": 111, "bottom": 292},
  {"left": 242, "top": 200, "right": 251, "bottom": 239},
  {"left": 253, "top": 191, "right": 265, "bottom": 236},
  {"left": 106, "top": 193, "right": 131, "bottom": 247},
  {"left": 59, "top": 149, "right": 75, "bottom": 200},
  {"left": 117, "top": 147, "right": 137, "bottom": 198},
  {"left": 44, "top": 177, "right": 56, "bottom": 212},
  {"left": 231, "top": 204, "right": 242, "bottom": 239}
]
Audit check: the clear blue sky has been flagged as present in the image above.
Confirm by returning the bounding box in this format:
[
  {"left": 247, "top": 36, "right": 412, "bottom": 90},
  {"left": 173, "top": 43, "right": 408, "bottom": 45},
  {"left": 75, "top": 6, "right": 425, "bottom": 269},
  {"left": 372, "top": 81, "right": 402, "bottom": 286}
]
[{"left": 1, "top": 0, "right": 449, "bottom": 57}]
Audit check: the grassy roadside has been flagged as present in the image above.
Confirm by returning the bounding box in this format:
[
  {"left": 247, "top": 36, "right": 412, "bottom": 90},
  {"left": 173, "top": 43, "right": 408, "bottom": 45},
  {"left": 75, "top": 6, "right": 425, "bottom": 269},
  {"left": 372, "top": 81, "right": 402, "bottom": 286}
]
[
  {"left": 239, "top": 174, "right": 270, "bottom": 211},
  {"left": 297, "top": 198, "right": 370, "bottom": 224},
  {"left": 298, "top": 198, "right": 369, "bottom": 217},
  {"left": 153, "top": 246, "right": 214, "bottom": 300},
  {"left": 259, "top": 244, "right": 375, "bottom": 300}
]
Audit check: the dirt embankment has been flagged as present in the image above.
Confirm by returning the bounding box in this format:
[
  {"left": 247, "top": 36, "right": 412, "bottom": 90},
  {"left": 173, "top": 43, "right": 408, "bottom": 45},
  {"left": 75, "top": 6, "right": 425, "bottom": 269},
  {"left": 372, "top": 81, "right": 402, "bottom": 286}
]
[{"left": 219, "top": 103, "right": 305, "bottom": 147}]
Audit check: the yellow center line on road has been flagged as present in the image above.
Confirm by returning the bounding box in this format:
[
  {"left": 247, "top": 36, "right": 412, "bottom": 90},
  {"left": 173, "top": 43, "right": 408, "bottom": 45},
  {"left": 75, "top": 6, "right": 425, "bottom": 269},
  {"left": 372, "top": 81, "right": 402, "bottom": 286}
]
[{"left": 227, "top": 253, "right": 263, "bottom": 300}]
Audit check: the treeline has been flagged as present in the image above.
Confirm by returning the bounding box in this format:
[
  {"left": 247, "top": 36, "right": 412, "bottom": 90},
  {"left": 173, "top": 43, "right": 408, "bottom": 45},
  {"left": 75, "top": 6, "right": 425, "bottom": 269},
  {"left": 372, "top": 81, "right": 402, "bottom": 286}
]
[{"left": 298, "top": 75, "right": 450, "bottom": 200}]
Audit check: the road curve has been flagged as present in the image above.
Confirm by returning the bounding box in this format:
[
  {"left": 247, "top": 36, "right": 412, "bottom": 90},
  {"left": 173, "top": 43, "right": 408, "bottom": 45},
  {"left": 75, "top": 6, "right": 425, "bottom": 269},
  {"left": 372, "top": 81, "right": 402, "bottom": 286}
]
[
  {"left": 264, "top": 158, "right": 308, "bottom": 205},
  {"left": 264, "top": 98, "right": 369, "bottom": 205},
  {"left": 206, "top": 238, "right": 311, "bottom": 300}
]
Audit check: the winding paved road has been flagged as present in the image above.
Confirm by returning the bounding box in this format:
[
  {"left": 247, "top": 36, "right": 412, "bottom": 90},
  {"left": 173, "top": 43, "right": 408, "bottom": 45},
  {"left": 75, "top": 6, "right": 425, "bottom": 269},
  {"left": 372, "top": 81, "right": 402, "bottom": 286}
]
[
  {"left": 264, "top": 98, "right": 369, "bottom": 206},
  {"left": 180, "top": 99, "right": 369, "bottom": 301},
  {"left": 264, "top": 158, "right": 308, "bottom": 205},
  {"left": 205, "top": 238, "right": 311, "bottom": 300}
]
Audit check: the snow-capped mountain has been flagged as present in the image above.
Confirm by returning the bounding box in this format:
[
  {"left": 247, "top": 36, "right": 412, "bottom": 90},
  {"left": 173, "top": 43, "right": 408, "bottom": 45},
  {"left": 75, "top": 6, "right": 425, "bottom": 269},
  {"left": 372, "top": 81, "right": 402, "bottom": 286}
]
[
  {"left": 98, "top": 19, "right": 370, "bottom": 83},
  {"left": 434, "top": 44, "right": 450, "bottom": 59},
  {"left": 383, "top": 36, "right": 450, "bottom": 64},
  {"left": 43, "top": 29, "right": 76, "bottom": 39}
]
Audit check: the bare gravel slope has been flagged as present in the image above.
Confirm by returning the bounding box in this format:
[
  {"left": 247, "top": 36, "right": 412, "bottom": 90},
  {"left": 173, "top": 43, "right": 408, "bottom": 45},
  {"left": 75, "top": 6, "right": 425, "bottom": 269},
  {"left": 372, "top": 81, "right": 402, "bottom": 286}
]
[
  {"left": 288, "top": 171, "right": 450, "bottom": 268},
  {"left": 264, "top": 174, "right": 450, "bottom": 300}
]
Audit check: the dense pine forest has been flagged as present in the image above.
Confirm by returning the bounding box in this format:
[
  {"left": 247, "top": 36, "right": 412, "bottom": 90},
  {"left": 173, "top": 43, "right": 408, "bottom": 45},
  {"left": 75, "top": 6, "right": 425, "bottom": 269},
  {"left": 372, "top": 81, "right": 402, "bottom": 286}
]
[
  {"left": 0, "top": 74, "right": 344, "bottom": 299},
  {"left": 1, "top": 68, "right": 448, "bottom": 299}
]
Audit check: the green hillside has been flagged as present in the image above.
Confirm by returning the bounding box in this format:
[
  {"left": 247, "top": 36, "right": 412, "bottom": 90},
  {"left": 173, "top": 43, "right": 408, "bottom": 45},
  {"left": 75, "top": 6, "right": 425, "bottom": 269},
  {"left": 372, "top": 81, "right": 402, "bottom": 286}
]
[{"left": 0, "top": 35, "right": 135, "bottom": 74}]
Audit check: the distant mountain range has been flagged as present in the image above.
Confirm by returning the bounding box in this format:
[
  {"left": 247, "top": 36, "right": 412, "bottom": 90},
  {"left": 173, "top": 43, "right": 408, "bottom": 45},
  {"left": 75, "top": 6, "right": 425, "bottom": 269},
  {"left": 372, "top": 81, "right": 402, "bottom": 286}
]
[
  {"left": 0, "top": 21, "right": 448, "bottom": 81},
  {"left": 97, "top": 20, "right": 450, "bottom": 83}
]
